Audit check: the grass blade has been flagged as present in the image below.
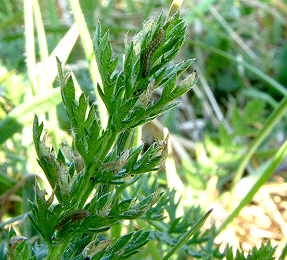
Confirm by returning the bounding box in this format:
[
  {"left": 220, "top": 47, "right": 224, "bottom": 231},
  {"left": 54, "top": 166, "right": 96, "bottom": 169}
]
[
  {"left": 228, "top": 94, "right": 287, "bottom": 208},
  {"left": 217, "top": 138, "right": 287, "bottom": 234},
  {"left": 0, "top": 212, "right": 31, "bottom": 229},
  {"left": 162, "top": 209, "right": 213, "bottom": 260},
  {"left": 24, "top": 0, "right": 37, "bottom": 94},
  {"left": 35, "top": 23, "right": 79, "bottom": 86},
  {"left": 32, "top": 0, "right": 51, "bottom": 93},
  {"left": 209, "top": 6, "right": 257, "bottom": 61},
  {"left": 280, "top": 241, "right": 287, "bottom": 260}
]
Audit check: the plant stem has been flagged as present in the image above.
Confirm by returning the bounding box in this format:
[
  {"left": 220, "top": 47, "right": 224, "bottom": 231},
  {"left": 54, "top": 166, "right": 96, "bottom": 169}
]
[
  {"left": 77, "top": 128, "right": 118, "bottom": 209},
  {"left": 162, "top": 209, "right": 213, "bottom": 260}
]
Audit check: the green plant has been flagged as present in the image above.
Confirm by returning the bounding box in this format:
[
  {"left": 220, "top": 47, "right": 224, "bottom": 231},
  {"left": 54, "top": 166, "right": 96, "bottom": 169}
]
[
  {"left": 2, "top": 1, "right": 285, "bottom": 259},
  {"left": 223, "top": 241, "right": 277, "bottom": 260},
  {"left": 6, "top": 12, "right": 211, "bottom": 259}
]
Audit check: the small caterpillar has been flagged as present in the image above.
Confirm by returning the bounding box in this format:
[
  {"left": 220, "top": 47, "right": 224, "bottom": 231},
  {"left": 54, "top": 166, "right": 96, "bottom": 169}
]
[
  {"left": 54, "top": 210, "right": 90, "bottom": 230},
  {"left": 142, "top": 28, "right": 165, "bottom": 78}
]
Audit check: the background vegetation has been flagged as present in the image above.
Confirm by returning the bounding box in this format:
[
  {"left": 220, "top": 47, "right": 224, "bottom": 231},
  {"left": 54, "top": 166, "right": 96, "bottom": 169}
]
[{"left": 0, "top": 0, "right": 287, "bottom": 259}]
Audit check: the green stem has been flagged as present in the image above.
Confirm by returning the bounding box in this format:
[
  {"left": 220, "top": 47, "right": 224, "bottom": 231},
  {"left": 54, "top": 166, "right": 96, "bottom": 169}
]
[
  {"left": 77, "top": 129, "right": 118, "bottom": 209},
  {"left": 134, "top": 126, "right": 142, "bottom": 147},
  {"left": 115, "top": 129, "right": 134, "bottom": 156},
  {"left": 162, "top": 209, "right": 213, "bottom": 260},
  {"left": 280, "top": 241, "right": 287, "bottom": 260},
  {"left": 96, "top": 128, "right": 118, "bottom": 163}
]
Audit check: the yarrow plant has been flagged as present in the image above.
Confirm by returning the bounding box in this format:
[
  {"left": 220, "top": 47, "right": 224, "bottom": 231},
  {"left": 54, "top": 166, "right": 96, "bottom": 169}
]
[
  {"left": 4, "top": 8, "right": 280, "bottom": 259},
  {"left": 5, "top": 10, "right": 280, "bottom": 260},
  {"left": 15, "top": 12, "right": 203, "bottom": 260}
]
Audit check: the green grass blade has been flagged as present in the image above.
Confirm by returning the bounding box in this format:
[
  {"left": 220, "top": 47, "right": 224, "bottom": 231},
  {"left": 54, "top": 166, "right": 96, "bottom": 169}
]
[
  {"left": 217, "top": 138, "right": 287, "bottom": 234},
  {"left": 280, "top": 241, "right": 287, "bottom": 260},
  {"left": 209, "top": 6, "right": 257, "bottom": 61},
  {"left": 134, "top": 126, "right": 142, "bottom": 147},
  {"left": 228, "top": 95, "right": 287, "bottom": 208},
  {"left": 36, "top": 23, "right": 79, "bottom": 86},
  {"left": 32, "top": 0, "right": 66, "bottom": 150},
  {"left": 0, "top": 212, "right": 31, "bottom": 229},
  {"left": 47, "top": 0, "right": 60, "bottom": 43},
  {"left": 242, "top": 89, "right": 278, "bottom": 108},
  {"left": 24, "top": 0, "right": 37, "bottom": 94},
  {"left": 162, "top": 209, "right": 213, "bottom": 260},
  {"left": 0, "top": 88, "right": 61, "bottom": 145},
  {"left": 33, "top": 0, "right": 50, "bottom": 93},
  {"left": 69, "top": 0, "right": 108, "bottom": 127}
]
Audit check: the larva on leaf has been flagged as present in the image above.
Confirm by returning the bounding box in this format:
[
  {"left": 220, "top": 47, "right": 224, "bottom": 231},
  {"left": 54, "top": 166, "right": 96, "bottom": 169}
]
[
  {"left": 54, "top": 210, "right": 90, "bottom": 230},
  {"left": 142, "top": 28, "right": 165, "bottom": 78}
]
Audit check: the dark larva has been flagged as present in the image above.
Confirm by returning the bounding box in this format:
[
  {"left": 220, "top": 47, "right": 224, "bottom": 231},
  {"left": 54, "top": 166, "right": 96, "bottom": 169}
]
[
  {"left": 142, "top": 28, "right": 165, "bottom": 78},
  {"left": 54, "top": 210, "right": 90, "bottom": 230}
]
